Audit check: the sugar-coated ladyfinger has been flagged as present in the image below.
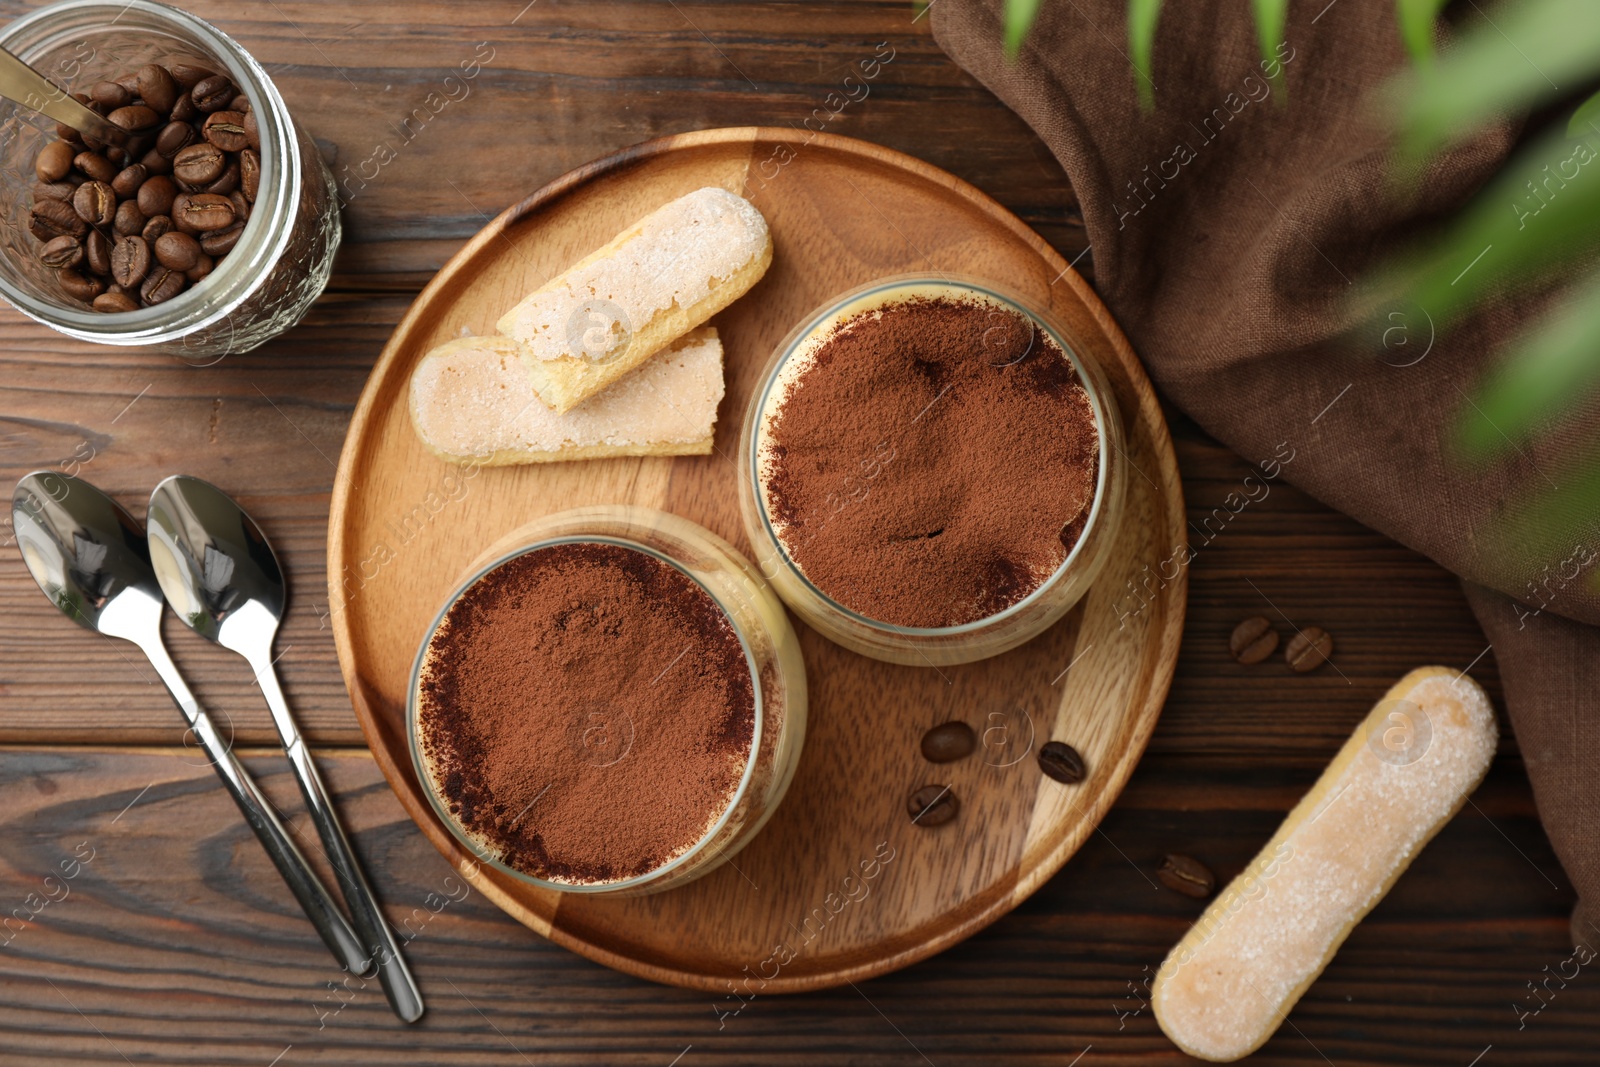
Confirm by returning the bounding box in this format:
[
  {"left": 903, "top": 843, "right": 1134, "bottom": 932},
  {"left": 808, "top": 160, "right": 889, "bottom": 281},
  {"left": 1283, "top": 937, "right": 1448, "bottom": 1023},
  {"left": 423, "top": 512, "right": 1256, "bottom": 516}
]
[
  {"left": 409, "top": 328, "right": 725, "bottom": 466},
  {"left": 1151, "top": 666, "right": 1498, "bottom": 1061},
  {"left": 496, "top": 186, "right": 771, "bottom": 413}
]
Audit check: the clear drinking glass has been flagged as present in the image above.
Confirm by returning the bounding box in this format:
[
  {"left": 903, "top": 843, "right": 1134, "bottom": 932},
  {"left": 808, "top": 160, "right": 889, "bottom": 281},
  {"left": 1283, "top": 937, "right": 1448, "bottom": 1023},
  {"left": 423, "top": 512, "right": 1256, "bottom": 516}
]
[
  {"left": 409, "top": 506, "right": 808, "bottom": 897},
  {"left": 0, "top": 0, "right": 340, "bottom": 361},
  {"left": 739, "top": 274, "right": 1128, "bottom": 667}
]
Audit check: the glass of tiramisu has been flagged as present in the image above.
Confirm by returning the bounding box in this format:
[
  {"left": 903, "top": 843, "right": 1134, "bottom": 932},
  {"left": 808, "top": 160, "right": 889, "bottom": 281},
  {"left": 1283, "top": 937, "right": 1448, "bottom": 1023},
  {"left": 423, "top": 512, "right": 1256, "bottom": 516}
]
[
  {"left": 409, "top": 506, "right": 806, "bottom": 895},
  {"left": 739, "top": 275, "right": 1127, "bottom": 666}
]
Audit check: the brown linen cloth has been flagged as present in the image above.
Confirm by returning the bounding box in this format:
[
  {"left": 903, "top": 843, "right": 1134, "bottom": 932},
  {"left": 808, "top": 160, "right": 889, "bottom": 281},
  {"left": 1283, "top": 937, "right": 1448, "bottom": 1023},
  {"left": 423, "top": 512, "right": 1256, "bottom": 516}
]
[{"left": 929, "top": 0, "right": 1600, "bottom": 940}]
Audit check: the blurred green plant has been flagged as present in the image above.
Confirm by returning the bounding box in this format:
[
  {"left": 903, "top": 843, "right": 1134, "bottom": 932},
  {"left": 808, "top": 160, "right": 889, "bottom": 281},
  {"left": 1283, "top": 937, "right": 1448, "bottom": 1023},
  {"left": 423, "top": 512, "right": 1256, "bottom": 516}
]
[{"left": 1002, "top": 0, "right": 1600, "bottom": 576}]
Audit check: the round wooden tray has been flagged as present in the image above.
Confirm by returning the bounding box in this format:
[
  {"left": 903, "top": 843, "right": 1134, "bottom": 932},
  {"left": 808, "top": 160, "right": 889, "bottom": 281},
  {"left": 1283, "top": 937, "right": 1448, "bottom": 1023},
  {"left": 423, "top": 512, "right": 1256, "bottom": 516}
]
[{"left": 328, "top": 127, "right": 1186, "bottom": 993}]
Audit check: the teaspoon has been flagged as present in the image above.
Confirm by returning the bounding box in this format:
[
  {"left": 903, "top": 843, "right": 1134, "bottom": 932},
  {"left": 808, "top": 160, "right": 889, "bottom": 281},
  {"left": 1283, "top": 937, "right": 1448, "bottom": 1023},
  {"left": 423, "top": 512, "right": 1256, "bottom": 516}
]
[
  {"left": 0, "top": 46, "right": 127, "bottom": 145},
  {"left": 146, "top": 475, "right": 423, "bottom": 1024},
  {"left": 10, "top": 471, "right": 368, "bottom": 977}
]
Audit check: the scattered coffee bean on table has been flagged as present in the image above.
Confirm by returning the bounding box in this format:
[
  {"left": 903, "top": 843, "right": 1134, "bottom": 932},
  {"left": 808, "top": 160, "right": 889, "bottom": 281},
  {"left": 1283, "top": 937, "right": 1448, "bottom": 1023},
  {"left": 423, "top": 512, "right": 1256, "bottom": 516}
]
[
  {"left": 26, "top": 61, "right": 258, "bottom": 311},
  {"left": 920, "top": 721, "right": 976, "bottom": 763},
  {"left": 1157, "top": 853, "right": 1216, "bottom": 898},
  {"left": 1037, "top": 740, "right": 1086, "bottom": 784},
  {"left": 907, "top": 784, "right": 959, "bottom": 827},
  {"left": 1229, "top": 615, "right": 1279, "bottom": 665},
  {"left": 1285, "top": 626, "right": 1334, "bottom": 673}
]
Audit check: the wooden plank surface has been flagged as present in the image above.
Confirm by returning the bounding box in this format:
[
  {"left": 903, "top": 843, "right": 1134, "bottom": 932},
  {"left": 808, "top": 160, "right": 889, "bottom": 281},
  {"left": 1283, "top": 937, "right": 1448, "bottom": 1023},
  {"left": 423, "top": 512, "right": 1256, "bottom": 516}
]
[{"left": 0, "top": 0, "right": 1588, "bottom": 1063}]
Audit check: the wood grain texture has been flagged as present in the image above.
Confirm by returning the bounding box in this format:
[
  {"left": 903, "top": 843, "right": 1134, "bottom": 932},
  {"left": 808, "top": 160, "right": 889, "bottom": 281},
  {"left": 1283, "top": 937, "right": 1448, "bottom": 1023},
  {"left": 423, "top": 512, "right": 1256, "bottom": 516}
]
[
  {"left": 0, "top": 748, "right": 1586, "bottom": 1065},
  {"left": 326, "top": 127, "right": 1185, "bottom": 991},
  {"left": 0, "top": 0, "right": 1588, "bottom": 1061}
]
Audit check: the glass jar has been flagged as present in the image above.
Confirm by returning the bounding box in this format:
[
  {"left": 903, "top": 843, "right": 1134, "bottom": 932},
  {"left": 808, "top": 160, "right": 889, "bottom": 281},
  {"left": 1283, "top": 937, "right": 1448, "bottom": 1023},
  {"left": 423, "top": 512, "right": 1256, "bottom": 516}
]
[
  {"left": 408, "top": 506, "right": 808, "bottom": 897},
  {"left": 739, "top": 274, "right": 1128, "bottom": 667},
  {"left": 0, "top": 0, "right": 340, "bottom": 362}
]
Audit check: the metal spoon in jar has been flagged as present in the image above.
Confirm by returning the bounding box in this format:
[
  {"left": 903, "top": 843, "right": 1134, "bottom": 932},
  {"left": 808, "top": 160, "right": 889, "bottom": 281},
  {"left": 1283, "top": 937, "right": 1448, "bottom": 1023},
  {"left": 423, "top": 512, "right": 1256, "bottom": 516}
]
[
  {"left": 0, "top": 46, "right": 127, "bottom": 145},
  {"left": 145, "top": 475, "right": 424, "bottom": 1024},
  {"left": 10, "top": 471, "right": 368, "bottom": 977}
]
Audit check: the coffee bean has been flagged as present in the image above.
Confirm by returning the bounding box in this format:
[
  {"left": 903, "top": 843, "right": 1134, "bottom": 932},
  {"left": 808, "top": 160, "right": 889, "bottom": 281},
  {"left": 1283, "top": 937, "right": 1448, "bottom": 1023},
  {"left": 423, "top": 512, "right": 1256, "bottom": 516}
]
[
  {"left": 110, "top": 235, "right": 152, "bottom": 288},
  {"left": 168, "top": 62, "right": 215, "bottom": 89},
  {"left": 72, "top": 181, "right": 116, "bottom": 226},
  {"left": 155, "top": 120, "right": 196, "bottom": 159},
  {"left": 202, "top": 111, "right": 249, "bottom": 152},
  {"left": 38, "top": 235, "right": 83, "bottom": 269},
  {"left": 85, "top": 229, "right": 111, "bottom": 275},
  {"left": 106, "top": 146, "right": 129, "bottom": 167},
  {"left": 203, "top": 160, "right": 240, "bottom": 196},
  {"left": 57, "top": 269, "right": 104, "bottom": 303},
  {"left": 191, "top": 74, "right": 236, "bottom": 112},
  {"left": 114, "top": 72, "right": 141, "bottom": 96},
  {"left": 113, "top": 199, "right": 146, "bottom": 237},
  {"left": 141, "top": 215, "right": 172, "bottom": 243},
  {"left": 237, "top": 154, "right": 259, "bottom": 205},
  {"left": 179, "top": 193, "right": 234, "bottom": 233},
  {"left": 140, "top": 265, "right": 186, "bottom": 305},
  {"left": 139, "top": 147, "right": 173, "bottom": 176},
  {"left": 200, "top": 222, "right": 245, "bottom": 256},
  {"left": 1157, "top": 854, "right": 1215, "bottom": 899},
  {"left": 72, "top": 150, "right": 117, "bottom": 183},
  {"left": 920, "top": 721, "right": 976, "bottom": 763},
  {"left": 171, "top": 142, "right": 225, "bottom": 186},
  {"left": 154, "top": 231, "right": 201, "bottom": 271},
  {"left": 184, "top": 252, "right": 215, "bottom": 284},
  {"left": 29, "top": 197, "right": 88, "bottom": 240},
  {"left": 229, "top": 93, "right": 252, "bottom": 113},
  {"left": 92, "top": 291, "right": 140, "bottom": 313},
  {"left": 243, "top": 109, "right": 260, "bottom": 150},
  {"left": 110, "top": 163, "right": 148, "bottom": 199},
  {"left": 89, "top": 81, "right": 131, "bottom": 110},
  {"left": 136, "top": 64, "right": 180, "bottom": 114},
  {"left": 1229, "top": 616, "right": 1279, "bottom": 665},
  {"left": 108, "top": 104, "right": 162, "bottom": 132},
  {"left": 1037, "top": 740, "right": 1086, "bottom": 784},
  {"left": 35, "top": 140, "right": 75, "bottom": 182},
  {"left": 228, "top": 189, "right": 250, "bottom": 223},
  {"left": 907, "top": 784, "right": 959, "bottom": 827},
  {"left": 136, "top": 174, "right": 178, "bottom": 217},
  {"left": 1285, "top": 627, "right": 1334, "bottom": 673},
  {"left": 32, "top": 180, "right": 77, "bottom": 202}
]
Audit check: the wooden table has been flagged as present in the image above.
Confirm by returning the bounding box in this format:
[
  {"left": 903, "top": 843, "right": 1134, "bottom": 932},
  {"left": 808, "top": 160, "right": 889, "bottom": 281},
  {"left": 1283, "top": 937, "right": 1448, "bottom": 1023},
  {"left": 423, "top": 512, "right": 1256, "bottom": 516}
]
[{"left": 0, "top": 2, "right": 1592, "bottom": 1063}]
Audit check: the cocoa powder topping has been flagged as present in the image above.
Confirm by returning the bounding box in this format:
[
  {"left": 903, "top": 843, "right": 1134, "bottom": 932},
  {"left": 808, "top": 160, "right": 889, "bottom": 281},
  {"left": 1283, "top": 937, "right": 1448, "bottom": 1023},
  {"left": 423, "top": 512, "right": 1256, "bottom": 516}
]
[
  {"left": 762, "top": 293, "right": 1099, "bottom": 628},
  {"left": 416, "top": 541, "right": 755, "bottom": 884}
]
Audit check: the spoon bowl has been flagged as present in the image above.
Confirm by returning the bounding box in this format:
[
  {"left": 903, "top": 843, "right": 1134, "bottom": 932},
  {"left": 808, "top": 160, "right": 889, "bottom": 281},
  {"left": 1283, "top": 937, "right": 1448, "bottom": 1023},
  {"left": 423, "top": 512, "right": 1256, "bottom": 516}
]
[
  {"left": 147, "top": 474, "right": 285, "bottom": 656},
  {"left": 12, "top": 470, "right": 162, "bottom": 642}
]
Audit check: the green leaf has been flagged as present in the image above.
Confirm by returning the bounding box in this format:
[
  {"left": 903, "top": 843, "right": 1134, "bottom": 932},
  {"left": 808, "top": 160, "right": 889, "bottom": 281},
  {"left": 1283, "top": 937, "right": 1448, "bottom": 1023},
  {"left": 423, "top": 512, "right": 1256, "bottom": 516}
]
[
  {"left": 1128, "top": 0, "right": 1163, "bottom": 110},
  {"left": 1252, "top": 0, "right": 1288, "bottom": 91},
  {"left": 1394, "top": 0, "right": 1448, "bottom": 64},
  {"left": 1457, "top": 268, "right": 1600, "bottom": 455},
  {"left": 1385, "top": 0, "right": 1600, "bottom": 164},
  {"left": 1362, "top": 123, "right": 1600, "bottom": 329},
  {"left": 1569, "top": 87, "right": 1600, "bottom": 140},
  {"left": 1004, "top": 0, "right": 1044, "bottom": 58}
]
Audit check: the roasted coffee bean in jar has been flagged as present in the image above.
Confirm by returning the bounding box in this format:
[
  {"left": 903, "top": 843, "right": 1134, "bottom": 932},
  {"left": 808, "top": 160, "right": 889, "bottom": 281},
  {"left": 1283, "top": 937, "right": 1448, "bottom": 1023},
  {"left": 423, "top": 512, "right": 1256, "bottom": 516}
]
[{"left": 24, "top": 61, "right": 259, "bottom": 312}]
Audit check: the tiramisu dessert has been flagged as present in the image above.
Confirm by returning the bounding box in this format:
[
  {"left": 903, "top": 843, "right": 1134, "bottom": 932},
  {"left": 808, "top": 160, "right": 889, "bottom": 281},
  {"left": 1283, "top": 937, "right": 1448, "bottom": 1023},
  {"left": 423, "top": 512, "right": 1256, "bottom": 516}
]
[
  {"left": 753, "top": 281, "right": 1102, "bottom": 630},
  {"left": 414, "top": 539, "right": 757, "bottom": 886}
]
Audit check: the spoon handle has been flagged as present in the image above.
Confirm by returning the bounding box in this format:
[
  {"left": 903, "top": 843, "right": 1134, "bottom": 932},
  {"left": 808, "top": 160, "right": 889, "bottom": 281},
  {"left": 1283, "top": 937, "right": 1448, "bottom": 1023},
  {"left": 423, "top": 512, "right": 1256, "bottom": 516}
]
[
  {"left": 0, "top": 46, "right": 126, "bottom": 144},
  {"left": 136, "top": 635, "right": 373, "bottom": 978},
  {"left": 256, "top": 661, "right": 425, "bottom": 1023}
]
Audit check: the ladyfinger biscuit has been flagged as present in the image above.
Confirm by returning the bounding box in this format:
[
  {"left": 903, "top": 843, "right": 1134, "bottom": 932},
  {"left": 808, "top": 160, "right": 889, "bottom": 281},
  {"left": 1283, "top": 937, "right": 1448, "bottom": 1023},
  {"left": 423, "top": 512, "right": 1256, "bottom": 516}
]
[
  {"left": 1151, "top": 666, "right": 1498, "bottom": 1062},
  {"left": 409, "top": 327, "right": 726, "bottom": 466},
  {"left": 496, "top": 186, "right": 771, "bottom": 413}
]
